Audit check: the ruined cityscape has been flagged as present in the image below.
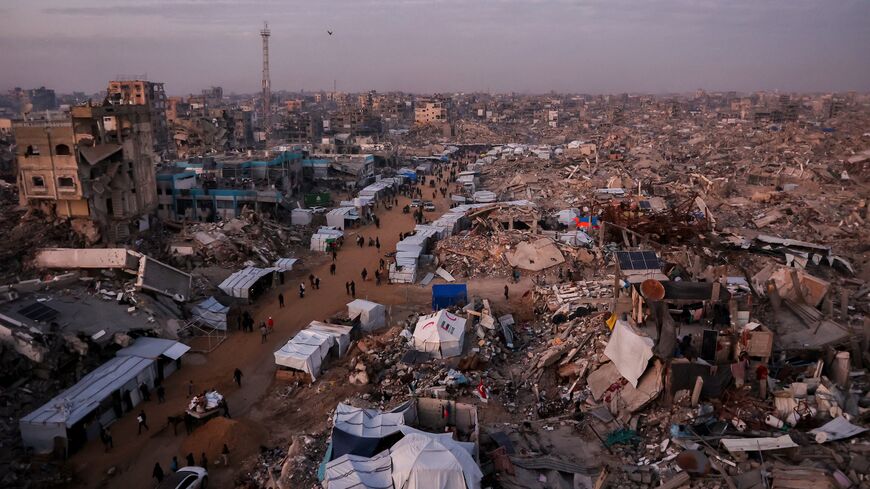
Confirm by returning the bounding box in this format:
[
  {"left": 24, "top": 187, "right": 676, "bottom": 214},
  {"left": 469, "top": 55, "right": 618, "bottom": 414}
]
[{"left": 0, "top": 5, "right": 869, "bottom": 489}]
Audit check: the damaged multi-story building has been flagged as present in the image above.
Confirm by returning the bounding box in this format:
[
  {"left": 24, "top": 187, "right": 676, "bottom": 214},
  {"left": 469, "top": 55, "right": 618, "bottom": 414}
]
[
  {"left": 13, "top": 102, "right": 158, "bottom": 243},
  {"left": 107, "top": 79, "right": 170, "bottom": 154}
]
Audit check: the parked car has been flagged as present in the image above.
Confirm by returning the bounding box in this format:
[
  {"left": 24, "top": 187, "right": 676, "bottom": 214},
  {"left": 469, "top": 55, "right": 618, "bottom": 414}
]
[
  {"left": 410, "top": 199, "right": 423, "bottom": 208},
  {"left": 309, "top": 206, "right": 328, "bottom": 214},
  {"left": 158, "top": 467, "right": 208, "bottom": 489},
  {"left": 423, "top": 201, "right": 436, "bottom": 212}
]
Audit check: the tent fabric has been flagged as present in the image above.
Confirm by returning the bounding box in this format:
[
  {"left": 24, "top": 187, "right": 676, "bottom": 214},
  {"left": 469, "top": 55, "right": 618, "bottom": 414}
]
[
  {"left": 332, "top": 426, "right": 404, "bottom": 461},
  {"left": 432, "top": 284, "right": 468, "bottom": 310},
  {"left": 390, "top": 433, "right": 483, "bottom": 489},
  {"left": 191, "top": 296, "right": 230, "bottom": 330},
  {"left": 413, "top": 310, "right": 467, "bottom": 359},
  {"left": 218, "top": 266, "right": 275, "bottom": 298},
  {"left": 334, "top": 403, "right": 406, "bottom": 438},
  {"left": 273, "top": 258, "right": 299, "bottom": 271},
  {"left": 347, "top": 300, "right": 386, "bottom": 331},
  {"left": 274, "top": 330, "right": 335, "bottom": 381},
  {"left": 325, "top": 451, "right": 394, "bottom": 489},
  {"left": 603, "top": 320, "right": 654, "bottom": 388},
  {"left": 306, "top": 321, "right": 353, "bottom": 357}
]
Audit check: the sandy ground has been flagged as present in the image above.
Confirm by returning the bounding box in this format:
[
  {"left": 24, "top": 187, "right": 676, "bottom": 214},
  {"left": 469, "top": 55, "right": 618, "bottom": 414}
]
[{"left": 68, "top": 175, "right": 534, "bottom": 488}]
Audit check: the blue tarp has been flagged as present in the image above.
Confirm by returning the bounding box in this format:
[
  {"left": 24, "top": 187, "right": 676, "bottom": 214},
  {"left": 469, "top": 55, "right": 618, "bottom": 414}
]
[
  {"left": 432, "top": 284, "right": 468, "bottom": 310},
  {"left": 399, "top": 171, "right": 418, "bottom": 183}
]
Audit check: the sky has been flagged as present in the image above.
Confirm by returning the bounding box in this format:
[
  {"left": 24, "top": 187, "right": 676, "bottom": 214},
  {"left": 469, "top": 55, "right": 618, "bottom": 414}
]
[{"left": 1, "top": 0, "right": 868, "bottom": 96}]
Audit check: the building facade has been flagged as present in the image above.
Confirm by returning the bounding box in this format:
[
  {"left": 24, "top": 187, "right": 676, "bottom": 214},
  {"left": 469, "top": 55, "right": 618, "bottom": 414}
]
[{"left": 107, "top": 80, "right": 170, "bottom": 154}]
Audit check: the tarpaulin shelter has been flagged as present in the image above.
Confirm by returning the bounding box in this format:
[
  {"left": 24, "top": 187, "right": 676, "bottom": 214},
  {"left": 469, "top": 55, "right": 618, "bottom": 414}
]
[
  {"left": 190, "top": 296, "right": 229, "bottom": 330},
  {"left": 324, "top": 451, "right": 393, "bottom": 489},
  {"left": 273, "top": 258, "right": 299, "bottom": 272},
  {"left": 390, "top": 433, "right": 483, "bottom": 489},
  {"left": 334, "top": 402, "right": 407, "bottom": 437},
  {"left": 413, "top": 310, "right": 467, "bottom": 359},
  {"left": 432, "top": 284, "right": 467, "bottom": 310},
  {"left": 218, "top": 266, "right": 276, "bottom": 299},
  {"left": 347, "top": 299, "right": 386, "bottom": 331},
  {"left": 274, "top": 329, "right": 335, "bottom": 381},
  {"left": 306, "top": 321, "right": 354, "bottom": 358}
]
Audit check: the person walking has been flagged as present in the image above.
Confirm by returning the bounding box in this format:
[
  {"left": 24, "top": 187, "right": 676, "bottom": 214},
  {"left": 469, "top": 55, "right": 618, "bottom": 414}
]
[
  {"left": 350, "top": 280, "right": 356, "bottom": 298},
  {"left": 379, "top": 258, "right": 385, "bottom": 270},
  {"left": 332, "top": 249, "right": 338, "bottom": 262},
  {"left": 375, "top": 270, "right": 381, "bottom": 286},
  {"left": 221, "top": 444, "right": 230, "bottom": 466},
  {"left": 504, "top": 285, "right": 509, "bottom": 301},
  {"left": 278, "top": 292, "right": 285, "bottom": 308},
  {"left": 309, "top": 273, "right": 315, "bottom": 287},
  {"left": 330, "top": 263, "right": 336, "bottom": 275},
  {"left": 170, "top": 456, "right": 179, "bottom": 473},
  {"left": 314, "top": 276, "right": 321, "bottom": 290},
  {"left": 153, "top": 462, "right": 165, "bottom": 483},
  {"left": 100, "top": 426, "right": 113, "bottom": 452},
  {"left": 299, "top": 283, "right": 306, "bottom": 298},
  {"left": 345, "top": 281, "right": 351, "bottom": 295},
  {"left": 375, "top": 237, "right": 380, "bottom": 252},
  {"left": 156, "top": 384, "right": 166, "bottom": 403},
  {"left": 137, "top": 409, "right": 149, "bottom": 434},
  {"left": 233, "top": 368, "right": 243, "bottom": 387},
  {"left": 361, "top": 268, "right": 368, "bottom": 281},
  {"left": 200, "top": 452, "right": 208, "bottom": 468},
  {"left": 186, "top": 452, "right": 195, "bottom": 467},
  {"left": 267, "top": 316, "right": 274, "bottom": 331},
  {"left": 222, "top": 398, "right": 231, "bottom": 418},
  {"left": 260, "top": 323, "right": 268, "bottom": 343}
]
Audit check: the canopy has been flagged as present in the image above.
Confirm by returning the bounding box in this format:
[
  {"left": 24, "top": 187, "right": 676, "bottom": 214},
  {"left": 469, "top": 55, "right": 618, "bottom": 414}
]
[
  {"left": 190, "top": 296, "right": 230, "bottom": 330},
  {"left": 218, "top": 266, "right": 275, "bottom": 298},
  {"left": 390, "top": 433, "right": 483, "bottom": 489},
  {"left": 274, "top": 330, "right": 335, "bottom": 381},
  {"left": 116, "top": 337, "right": 190, "bottom": 361},
  {"left": 413, "top": 310, "right": 467, "bottom": 359},
  {"left": 324, "top": 451, "right": 393, "bottom": 489},
  {"left": 334, "top": 402, "right": 406, "bottom": 438}
]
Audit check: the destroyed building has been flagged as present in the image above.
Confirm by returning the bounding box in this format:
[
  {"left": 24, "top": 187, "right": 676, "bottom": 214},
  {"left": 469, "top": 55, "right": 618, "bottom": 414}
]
[
  {"left": 13, "top": 102, "right": 158, "bottom": 243},
  {"left": 107, "top": 80, "right": 170, "bottom": 154}
]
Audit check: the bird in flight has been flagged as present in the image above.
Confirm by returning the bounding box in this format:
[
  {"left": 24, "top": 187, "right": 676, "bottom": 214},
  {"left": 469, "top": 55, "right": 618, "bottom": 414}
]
[{"left": 327, "top": 30, "right": 333, "bottom": 35}]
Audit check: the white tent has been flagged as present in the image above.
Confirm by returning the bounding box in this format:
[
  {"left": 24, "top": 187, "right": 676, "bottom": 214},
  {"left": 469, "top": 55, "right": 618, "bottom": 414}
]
[
  {"left": 190, "top": 296, "right": 230, "bottom": 330},
  {"left": 218, "top": 266, "right": 275, "bottom": 299},
  {"left": 413, "top": 310, "right": 467, "bottom": 359},
  {"left": 390, "top": 433, "right": 483, "bottom": 489},
  {"left": 324, "top": 451, "right": 393, "bottom": 489},
  {"left": 347, "top": 299, "right": 386, "bottom": 331},
  {"left": 306, "top": 321, "right": 354, "bottom": 358},
  {"left": 334, "top": 402, "right": 406, "bottom": 437},
  {"left": 273, "top": 258, "right": 299, "bottom": 272},
  {"left": 274, "top": 329, "right": 334, "bottom": 381}
]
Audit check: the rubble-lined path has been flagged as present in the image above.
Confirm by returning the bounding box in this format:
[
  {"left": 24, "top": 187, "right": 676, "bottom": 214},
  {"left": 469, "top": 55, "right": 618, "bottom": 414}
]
[{"left": 70, "top": 182, "right": 527, "bottom": 488}]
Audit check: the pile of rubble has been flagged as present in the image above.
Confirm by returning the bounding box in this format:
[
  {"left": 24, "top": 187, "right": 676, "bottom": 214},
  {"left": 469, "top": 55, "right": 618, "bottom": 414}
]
[{"left": 164, "top": 210, "right": 309, "bottom": 270}]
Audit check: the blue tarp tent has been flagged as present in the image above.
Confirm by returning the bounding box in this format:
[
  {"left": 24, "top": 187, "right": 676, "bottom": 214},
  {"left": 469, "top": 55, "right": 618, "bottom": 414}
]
[{"left": 432, "top": 284, "right": 468, "bottom": 310}]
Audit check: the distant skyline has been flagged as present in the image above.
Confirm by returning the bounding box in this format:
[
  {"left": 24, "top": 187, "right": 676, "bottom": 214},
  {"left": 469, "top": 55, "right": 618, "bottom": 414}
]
[{"left": 1, "top": 0, "right": 869, "bottom": 96}]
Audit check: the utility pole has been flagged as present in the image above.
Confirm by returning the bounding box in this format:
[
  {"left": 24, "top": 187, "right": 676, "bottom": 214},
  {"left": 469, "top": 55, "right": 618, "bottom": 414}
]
[{"left": 261, "top": 21, "right": 271, "bottom": 142}]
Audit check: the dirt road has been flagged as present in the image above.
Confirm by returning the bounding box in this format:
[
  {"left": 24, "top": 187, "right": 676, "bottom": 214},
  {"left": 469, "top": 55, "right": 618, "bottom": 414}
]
[{"left": 69, "top": 176, "right": 529, "bottom": 488}]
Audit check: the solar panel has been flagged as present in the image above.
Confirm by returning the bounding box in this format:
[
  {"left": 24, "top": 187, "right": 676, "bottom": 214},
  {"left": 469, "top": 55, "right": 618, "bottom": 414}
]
[
  {"left": 18, "top": 302, "right": 59, "bottom": 322},
  {"left": 638, "top": 201, "right": 652, "bottom": 209},
  {"left": 615, "top": 251, "right": 660, "bottom": 271}
]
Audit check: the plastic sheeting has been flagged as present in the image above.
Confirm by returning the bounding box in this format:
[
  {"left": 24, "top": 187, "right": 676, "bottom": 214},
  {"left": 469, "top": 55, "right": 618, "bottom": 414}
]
[
  {"left": 347, "top": 299, "right": 386, "bottom": 331},
  {"left": 334, "top": 403, "right": 406, "bottom": 438},
  {"left": 603, "top": 320, "right": 654, "bottom": 388},
  {"left": 413, "top": 310, "right": 467, "bottom": 359},
  {"left": 191, "top": 296, "right": 229, "bottom": 330}
]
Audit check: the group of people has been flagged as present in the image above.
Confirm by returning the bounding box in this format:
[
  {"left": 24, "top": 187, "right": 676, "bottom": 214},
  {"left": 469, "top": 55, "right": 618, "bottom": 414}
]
[{"left": 152, "top": 444, "right": 230, "bottom": 483}]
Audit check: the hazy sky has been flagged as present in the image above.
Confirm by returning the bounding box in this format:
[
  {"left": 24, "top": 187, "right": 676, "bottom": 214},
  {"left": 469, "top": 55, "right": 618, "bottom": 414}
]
[{"left": 1, "top": 0, "right": 868, "bottom": 95}]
